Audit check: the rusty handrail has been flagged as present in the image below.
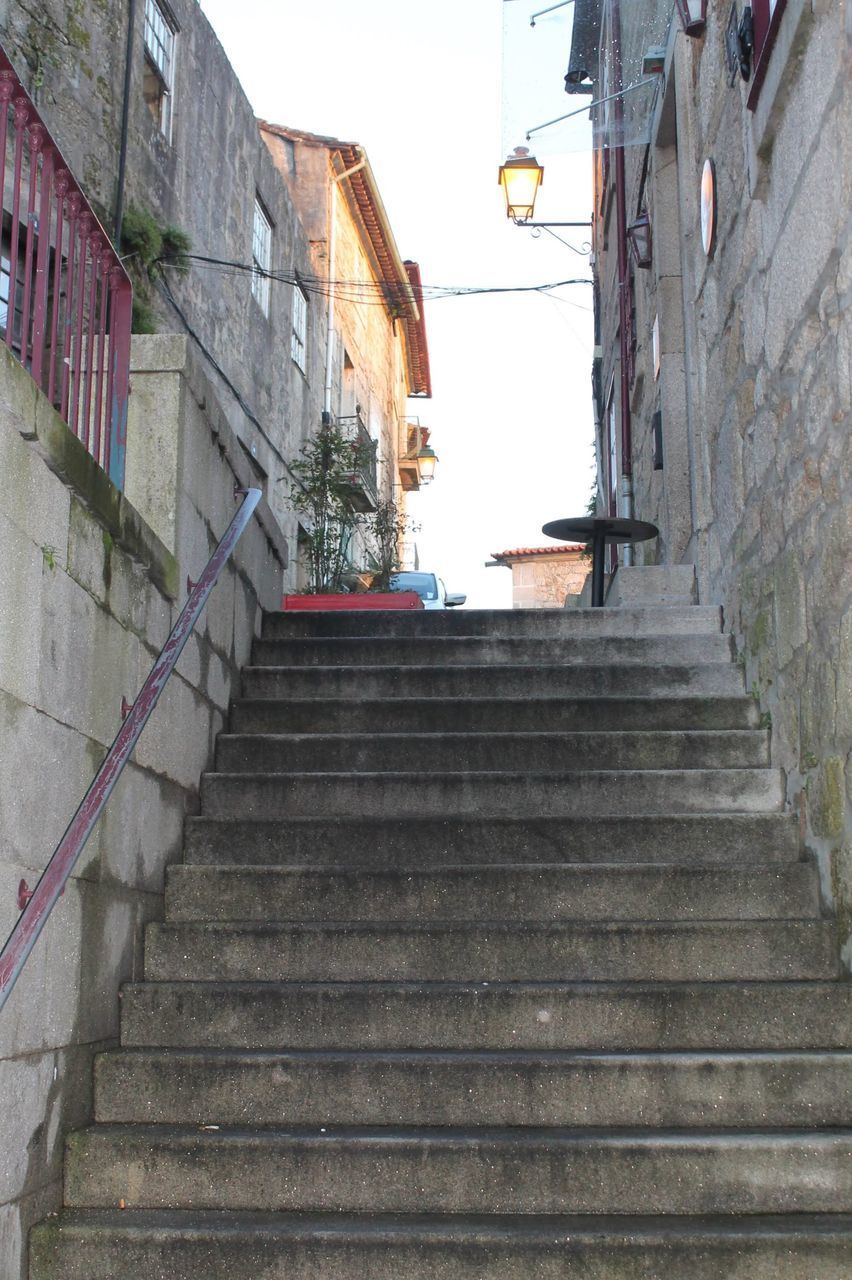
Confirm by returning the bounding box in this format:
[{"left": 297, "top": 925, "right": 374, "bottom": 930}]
[{"left": 0, "top": 487, "right": 262, "bottom": 1012}]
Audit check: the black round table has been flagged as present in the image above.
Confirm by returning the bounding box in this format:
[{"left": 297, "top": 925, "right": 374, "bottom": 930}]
[{"left": 542, "top": 516, "right": 659, "bottom": 607}]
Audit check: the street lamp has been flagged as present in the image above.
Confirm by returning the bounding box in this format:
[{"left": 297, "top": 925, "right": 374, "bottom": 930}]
[
  {"left": 498, "top": 146, "right": 591, "bottom": 229},
  {"left": 416, "top": 444, "right": 438, "bottom": 485},
  {"left": 674, "top": 0, "right": 706, "bottom": 36},
  {"left": 498, "top": 147, "right": 544, "bottom": 223}
]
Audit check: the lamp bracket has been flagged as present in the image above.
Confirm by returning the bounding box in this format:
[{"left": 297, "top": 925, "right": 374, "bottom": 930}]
[
  {"left": 526, "top": 76, "right": 660, "bottom": 140},
  {"left": 513, "top": 219, "right": 591, "bottom": 227}
]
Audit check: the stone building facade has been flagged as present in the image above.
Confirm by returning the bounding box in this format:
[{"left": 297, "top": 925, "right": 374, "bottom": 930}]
[
  {"left": 0, "top": 0, "right": 331, "bottom": 561},
  {"left": 260, "top": 122, "right": 433, "bottom": 577},
  {"left": 572, "top": 0, "right": 850, "bottom": 959},
  {"left": 488, "top": 545, "right": 588, "bottom": 608}
]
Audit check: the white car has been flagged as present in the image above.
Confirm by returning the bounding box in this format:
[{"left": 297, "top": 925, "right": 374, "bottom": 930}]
[{"left": 389, "top": 571, "right": 466, "bottom": 609}]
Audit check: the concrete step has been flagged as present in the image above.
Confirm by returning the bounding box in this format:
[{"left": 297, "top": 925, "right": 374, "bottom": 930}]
[
  {"left": 251, "top": 634, "right": 734, "bottom": 668},
  {"left": 120, "top": 979, "right": 852, "bottom": 1052},
  {"left": 35, "top": 1207, "right": 852, "bottom": 1280},
  {"left": 164, "top": 863, "right": 818, "bottom": 923},
  {"left": 184, "top": 813, "right": 801, "bottom": 867},
  {"left": 215, "top": 730, "right": 770, "bottom": 774},
  {"left": 143, "top": 920, "right": 838, "bottom": 983},
  {"left": 94, "top": 1048, "right": 852, "bottom": 1128},
  {"left": 199, "top": 768, "right": 784, "bottom": 819},
  {"left": 240, "top": 663, "right": 745, "bottom": 701},
  {"left": 30, "top": 1210, "right": 852, "bottom": 1280},
  {"left": 262, "top": 603, "right": 725, "bottom": 638},
  {"left": 64, "top": 1125, "right": 852, "bottom": 1214},
  {"left": 230, "top": 694, "right": 761, "bottom": 734}
]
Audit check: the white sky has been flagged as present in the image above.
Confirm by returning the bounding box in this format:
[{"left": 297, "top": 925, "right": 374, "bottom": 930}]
[{"left": 198, "top": 0, "right": 595, "bottom": 608}]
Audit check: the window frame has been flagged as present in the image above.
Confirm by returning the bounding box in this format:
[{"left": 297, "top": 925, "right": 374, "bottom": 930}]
[
  {"left": 143, "top": 0, "right": 177, "bottom": 141},
  {"left": 291, "top": 282, "right": 307, "bottom": 370},
  {"left": 747, "top": 0, "right": 788, "bottom": 110},
  {"left": 251, "top": 197, "right": 273, "bottom": 316}
]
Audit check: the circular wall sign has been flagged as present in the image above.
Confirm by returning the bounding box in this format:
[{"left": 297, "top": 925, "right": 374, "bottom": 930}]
[{"left": 700, "top": 158, "right": 717, "bottom": 257}]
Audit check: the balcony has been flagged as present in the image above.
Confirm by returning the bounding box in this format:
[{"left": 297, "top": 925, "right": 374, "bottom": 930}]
[
  {"left": 398, "top": 417, "right": 431, "bottom": 492},
  {"left": 0, "top": 48, "right": 133, "bottom": 489},
  {"left": 337, "top": 411, "right": 378, "bottom": 512}
]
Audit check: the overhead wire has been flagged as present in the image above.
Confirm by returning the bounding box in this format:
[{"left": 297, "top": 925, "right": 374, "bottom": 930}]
[{"left": 158, "top": 253, "right": 592, "bottom": 304}]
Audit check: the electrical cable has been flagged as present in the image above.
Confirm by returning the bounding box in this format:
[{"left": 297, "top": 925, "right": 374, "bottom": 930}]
[
  {"left": 156, "top": 274, "right": 307, "bottom": 491},
  {"left": 158, "top": 253, "right": 592, "bottom": 304}
]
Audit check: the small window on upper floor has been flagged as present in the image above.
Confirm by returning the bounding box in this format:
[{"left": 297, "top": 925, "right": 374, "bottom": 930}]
[
  {"left": 251, "top": 198, "right": 272, "bottom": 315},
  {"left": 143, "top": 0, "right": 177, "bottom": 141},
  {"left": 291, "top": 284, "right": 307, "bottom": 371}
]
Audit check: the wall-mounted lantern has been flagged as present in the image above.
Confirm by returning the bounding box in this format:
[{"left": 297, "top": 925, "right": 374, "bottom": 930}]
[
  {"left": 674, "top": 0, "right": 707, "bottom": 36},
  {"left": 498, "top": 147, "right": 544, "bottom": 223},
  {"left": 416, "top": 444, "right": 438, "bottom": 485},
  {"left": 627, "top": 210, "right": 653, "bottom": 268}
]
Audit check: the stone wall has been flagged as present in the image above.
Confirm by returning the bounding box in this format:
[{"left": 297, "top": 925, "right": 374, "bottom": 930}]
[
  {"left": 0, "top": 335, "right": 285, "bottom": 1277},
  {"left": 0, "top": 0, "right": 326, "bottom": 587},
  {"left": 594, "top": 0, "right": 850, "bottom": 961}
]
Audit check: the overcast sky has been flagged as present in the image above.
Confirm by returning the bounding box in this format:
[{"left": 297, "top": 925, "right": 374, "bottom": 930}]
[{"left": 198, "top": 0, "right": 595, "bottom": 607}]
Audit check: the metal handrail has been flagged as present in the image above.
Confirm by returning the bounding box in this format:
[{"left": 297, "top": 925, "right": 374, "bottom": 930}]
[{"left": 0, "top": 487, "right": 262, "bottom": 1012}]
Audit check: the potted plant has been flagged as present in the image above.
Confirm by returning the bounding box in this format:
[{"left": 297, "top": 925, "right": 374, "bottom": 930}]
[{"left": 281, "top": 423, "right": 422, "bottom": 610}]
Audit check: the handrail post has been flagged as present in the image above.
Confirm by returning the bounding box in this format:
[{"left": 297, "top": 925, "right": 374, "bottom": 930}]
[{"left": 0, "top": 488, "right": 262, "bottom": 1013}]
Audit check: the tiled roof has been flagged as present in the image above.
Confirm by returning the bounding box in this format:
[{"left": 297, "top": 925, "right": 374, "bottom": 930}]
[
  {"left": 258, "top": 122, "right": 431, "bottom": 398},
  {"left": 491, "top": 545, "right": 585, "bottom": 560}
]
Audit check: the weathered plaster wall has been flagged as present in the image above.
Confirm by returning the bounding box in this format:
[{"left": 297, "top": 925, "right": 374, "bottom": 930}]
[
  {"left": 606, "top": 0, "right": 850, "bottom": 959},
  {"left": 0, "top": 337, "right": 284, "bottom": 1278},
  {"left": 0, "top": 0, "right": 326, "bottom": 588}
]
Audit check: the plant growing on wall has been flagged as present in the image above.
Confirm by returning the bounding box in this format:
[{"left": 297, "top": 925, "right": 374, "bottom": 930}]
[
  {"left": 288, "top": 422, "right": 374, "bottom": 593},
  {"left": 120, "top": 204, "right": 192, "bottom": 333}
]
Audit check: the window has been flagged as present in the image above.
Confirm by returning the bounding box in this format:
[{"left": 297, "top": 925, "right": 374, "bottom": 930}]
[
  {"left": 291, "top": 284, "right": 307, "bottom": 369},
  {"left": 251, "top": 198, "right": 272, "bottom": 315},
  {"left": 747, "top": 0, "right": 787, "bottom": 109},
  {"left": 143, "top": 0, "right": 177, "bottom": 140},
  {"left": 0, "top": 253, "right": 24, "bottom": 356}
]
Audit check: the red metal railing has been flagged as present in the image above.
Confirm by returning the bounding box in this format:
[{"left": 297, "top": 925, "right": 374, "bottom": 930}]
[
  {"left": 0, "top": 48, "right": 132, "bottom": 489},
  {"left": 0, "top": 487, "right": 262, "bottom": 1013}
]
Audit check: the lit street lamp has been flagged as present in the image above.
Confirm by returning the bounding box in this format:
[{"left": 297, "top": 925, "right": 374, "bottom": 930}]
[
  {"left": 498, "top": 146, "right": 590, "bottom": 229},
  {"left": 416, "top": 444, "right": 438, "bottom": 485}
]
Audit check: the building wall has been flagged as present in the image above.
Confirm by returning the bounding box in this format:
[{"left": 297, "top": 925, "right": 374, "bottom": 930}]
[
  {"left": 0, "top": 336, "right": 285, "bottom": 1277},
  {"left": 0, "top": 0, "right": 326, "bottom": 586},
  {"left": 592, "top": 0, "right": 851, "bottom": 960},
  {"left": 263, "top": 130, "right": 421, "bottom": 573},
  {"left": 503, "top": 552, "right": 589, "bottom": 608}
]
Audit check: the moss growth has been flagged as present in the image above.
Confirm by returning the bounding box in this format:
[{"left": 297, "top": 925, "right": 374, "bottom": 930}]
[
  {"left": 749, "top": 607, "right": 771, "bottom": 654},
  {"left": 132, "top": 296, "right": 158, "bottom": 335},
  {"left": 808, "top": 756, "right": 846, "bottom": 840}
]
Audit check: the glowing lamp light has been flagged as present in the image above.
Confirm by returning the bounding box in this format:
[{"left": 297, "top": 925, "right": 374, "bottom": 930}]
[
  {"left": 416, "top": 444, "right": 438, "bottom": 485},
  {"left": 674, "top": 0, "right": 707, "bottom": 36},
  {"left": 498, "top": 147, "right": 544, "bottom": 223}
]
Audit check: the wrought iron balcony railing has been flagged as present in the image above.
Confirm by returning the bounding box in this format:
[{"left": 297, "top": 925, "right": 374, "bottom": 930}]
[
  {"left": 0, "top": 48, "right": 133, "bottom": 489},
  {"left": 337, "top": 411, "right": 378, "bottom": 511}
]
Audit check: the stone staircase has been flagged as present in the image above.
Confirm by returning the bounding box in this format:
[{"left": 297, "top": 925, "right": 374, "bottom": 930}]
[{"left": 31, "top": 605, "right": 852, "bottom": 1277}]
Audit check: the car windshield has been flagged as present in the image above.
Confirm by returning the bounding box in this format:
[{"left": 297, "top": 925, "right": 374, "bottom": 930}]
[{"left": 389, "top": 572, "right": 439, "bottom": 601}]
